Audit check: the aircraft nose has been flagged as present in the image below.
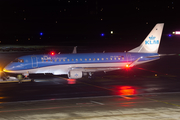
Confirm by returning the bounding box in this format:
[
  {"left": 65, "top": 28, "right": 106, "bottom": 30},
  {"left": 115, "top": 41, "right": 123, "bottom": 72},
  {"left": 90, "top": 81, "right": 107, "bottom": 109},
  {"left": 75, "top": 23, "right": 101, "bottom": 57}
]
[
  {"left": 3, "top": 66, "right": 8, "bottom": 72},
  {"left": 3, "top": 64, "right": 12, "bottom": 72}
]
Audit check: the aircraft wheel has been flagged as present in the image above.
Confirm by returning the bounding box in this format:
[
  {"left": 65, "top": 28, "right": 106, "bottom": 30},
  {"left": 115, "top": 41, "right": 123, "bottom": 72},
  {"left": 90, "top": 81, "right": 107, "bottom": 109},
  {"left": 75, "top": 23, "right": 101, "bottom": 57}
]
[
  {"left": 17, "top": 74, "right": 23, "bottom": 83},
  {"left": 18, "top": 80, "right": 22, "bottom": 84}
]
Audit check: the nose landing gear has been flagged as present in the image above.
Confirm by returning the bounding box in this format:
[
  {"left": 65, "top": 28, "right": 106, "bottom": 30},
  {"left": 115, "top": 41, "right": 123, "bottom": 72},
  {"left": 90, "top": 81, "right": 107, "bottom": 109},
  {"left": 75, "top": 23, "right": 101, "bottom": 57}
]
[
  {"left": 17, "top": 74, "right": 23, "bottom": 83},
  {"left": 0, "top": 72, "right": 33, "bottom": 83},
  {"left": 17, "top": 73, "right": 34, "bottom": 83},
  {"left": 0, "top": 71, "right": 9, "bottom": 80}
]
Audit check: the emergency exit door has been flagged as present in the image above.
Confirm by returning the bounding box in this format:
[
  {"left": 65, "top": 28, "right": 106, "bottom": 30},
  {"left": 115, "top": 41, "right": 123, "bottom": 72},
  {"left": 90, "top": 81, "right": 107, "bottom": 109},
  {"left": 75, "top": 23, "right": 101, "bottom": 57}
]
[
  {"left": 31, "top": 56, "right": 38, "bottom": 68},
  {"left": 126, "top": 53, "right": 132, "bottom": 63}
]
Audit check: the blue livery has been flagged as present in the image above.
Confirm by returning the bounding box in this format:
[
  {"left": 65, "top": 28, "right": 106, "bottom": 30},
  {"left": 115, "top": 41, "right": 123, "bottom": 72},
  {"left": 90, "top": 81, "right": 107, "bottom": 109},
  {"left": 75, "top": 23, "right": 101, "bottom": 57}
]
[{"left": 3, "top": 23, "right": 164, "bottom": 79}]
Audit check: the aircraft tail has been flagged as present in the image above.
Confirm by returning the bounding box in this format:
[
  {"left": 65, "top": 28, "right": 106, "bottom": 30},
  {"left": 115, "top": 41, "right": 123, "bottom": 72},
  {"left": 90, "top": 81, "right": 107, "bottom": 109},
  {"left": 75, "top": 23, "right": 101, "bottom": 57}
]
[
  {"left": 72, "top": 46, "right": 77, "bottom": 54},
  {"left": 128, "top": 23, "right": 164, "bottom": 53}
]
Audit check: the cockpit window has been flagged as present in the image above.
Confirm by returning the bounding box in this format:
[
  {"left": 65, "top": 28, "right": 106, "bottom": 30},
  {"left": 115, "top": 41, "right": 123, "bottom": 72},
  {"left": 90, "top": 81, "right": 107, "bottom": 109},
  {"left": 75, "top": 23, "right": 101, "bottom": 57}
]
[
  {"left": 13, "top": 58, "right": 24, "bottom": 62},
  {"left": 13, "top": 58, "right": 18, "bottom": 62},
  {"left": 19, "top": 59, "right": 24, "bottom": 62}
]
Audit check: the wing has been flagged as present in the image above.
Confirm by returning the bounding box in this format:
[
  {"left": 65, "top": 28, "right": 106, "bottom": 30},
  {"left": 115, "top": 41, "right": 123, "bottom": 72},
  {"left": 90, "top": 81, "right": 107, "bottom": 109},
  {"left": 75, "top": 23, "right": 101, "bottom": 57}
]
[
  {"left": 70, "top": 67, "right": 121, "bottom": 73},
  {"left": 69, "top": 57, "right": 143, "bottom": 73}
]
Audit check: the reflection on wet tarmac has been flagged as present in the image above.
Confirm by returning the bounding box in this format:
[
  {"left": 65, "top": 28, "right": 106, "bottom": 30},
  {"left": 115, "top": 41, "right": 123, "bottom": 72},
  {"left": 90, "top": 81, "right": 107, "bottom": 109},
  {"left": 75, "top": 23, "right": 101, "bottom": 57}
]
[
  {"left": 67, "top": 79, "right": 76, "bottom": 84},
  {"left": 118, "top": 86, "right": 136, "bottom": 95},
  {"left": 112, "top": 85, "right": 138, "bottom": 96}
]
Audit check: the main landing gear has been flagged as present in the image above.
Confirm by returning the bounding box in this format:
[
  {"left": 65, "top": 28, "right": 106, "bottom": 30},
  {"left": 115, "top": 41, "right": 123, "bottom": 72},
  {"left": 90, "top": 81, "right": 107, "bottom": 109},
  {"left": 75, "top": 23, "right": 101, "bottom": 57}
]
[{"left": 88, "top": 72, "right": 93, "bottom": 78}]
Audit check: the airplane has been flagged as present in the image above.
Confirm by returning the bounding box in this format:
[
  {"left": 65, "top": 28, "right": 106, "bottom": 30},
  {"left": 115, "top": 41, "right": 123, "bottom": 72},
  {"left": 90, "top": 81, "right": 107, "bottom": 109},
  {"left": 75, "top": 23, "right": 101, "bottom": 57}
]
[{"left": 3, "top": 23, "right": 164, "bottom": 81}]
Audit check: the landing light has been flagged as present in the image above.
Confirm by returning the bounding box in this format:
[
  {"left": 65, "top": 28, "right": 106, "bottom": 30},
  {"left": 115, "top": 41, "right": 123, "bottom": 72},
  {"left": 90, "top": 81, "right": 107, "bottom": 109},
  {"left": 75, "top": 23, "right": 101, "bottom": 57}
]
[
  {"left": 125, "top": 64, "right": 129, "bottom": 68},
  {"left": 172, "top": 31, "right": 180, "bottom": 35}
]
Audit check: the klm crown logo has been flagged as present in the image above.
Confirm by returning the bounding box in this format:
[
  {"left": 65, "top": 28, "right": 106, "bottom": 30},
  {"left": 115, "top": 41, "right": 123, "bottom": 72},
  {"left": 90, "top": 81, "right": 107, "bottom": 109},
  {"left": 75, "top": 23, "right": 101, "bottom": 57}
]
[
  {"left": 75, "top": 73, "right": 78, "bottom": 77},
  {"left": 149, "top": 36, "right": 156, "bottom": 40},
  {"left": 145, "top": 35, "right": 159, "bottom": 45}
]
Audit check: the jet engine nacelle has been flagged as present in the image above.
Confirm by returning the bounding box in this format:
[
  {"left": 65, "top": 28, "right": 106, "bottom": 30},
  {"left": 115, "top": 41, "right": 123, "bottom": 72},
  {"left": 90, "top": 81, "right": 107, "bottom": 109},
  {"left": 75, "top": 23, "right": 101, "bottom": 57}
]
[{"left": 68, "top": 70, "right": 82, "bottom": 79}]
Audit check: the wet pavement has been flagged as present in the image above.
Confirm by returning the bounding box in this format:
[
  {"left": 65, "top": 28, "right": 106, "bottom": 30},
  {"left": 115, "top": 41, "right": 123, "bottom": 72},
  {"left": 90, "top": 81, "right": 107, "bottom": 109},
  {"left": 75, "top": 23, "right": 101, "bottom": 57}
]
[
  {"left": 0, "top": 52, "right": 180, "bottom": 119},
  {"left": 1, "top": 92, "right": 180, "bottom": 120}
]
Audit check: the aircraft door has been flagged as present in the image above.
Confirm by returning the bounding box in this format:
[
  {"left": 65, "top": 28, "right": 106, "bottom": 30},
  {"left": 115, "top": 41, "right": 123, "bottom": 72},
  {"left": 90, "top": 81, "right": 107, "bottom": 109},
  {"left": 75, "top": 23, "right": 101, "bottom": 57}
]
[
  {"left": 31, "top": 56, "right": 38, "bottom": 68},
  {"left": 126, "top": 53, "right": 132, "bottom": 63}
]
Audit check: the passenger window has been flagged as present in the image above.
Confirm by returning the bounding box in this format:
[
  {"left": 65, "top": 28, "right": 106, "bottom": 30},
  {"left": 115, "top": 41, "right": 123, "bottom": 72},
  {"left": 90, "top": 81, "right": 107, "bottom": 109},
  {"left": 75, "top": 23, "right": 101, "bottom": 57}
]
[
  {"left": 85, "top": 58, "right": 87, "bottom": 61},
  {"left": 46, "top": 60, "right": 48, "bottom": 62},
  {"left": 102, "top": 58, "right": 104, "bottom": 60},
  {"left": 106, "top": 58, "right": 108, "bottom": 60},
  {"left": 76, "top": 59, "right": 78, "bottom": 61},
  {"left": 97, "top": 58, "right": 99, "bottom": 61},
  {"left": 55, "top": 59, "right": 57, "bottom": 62},
  {"left": 110, "top": 58, "right": 112, "bottom": 60},
  {"left": 67, "top": 59, "right": 70, "bottom": 61},
  {"left": 42, "top": 60, "right": 44, "bottom": 62},
  {"left": 118, "top": 58, "right": 120, "bottom": 60},
  {"left": 59, "top": 59, "right": 61, "bottom": 62},
  {"left": 93, "top": 58, "right": 95, "bottom": 61},
  {"left": 50, "top": 60, "right": 52, "bottom": 62},
  {"left": 80, "top": 59, "right": 82, "bottom": 61},
  {"left": 122, "top": 56, "right": 124, "bottom": 60},
  {"left": 63, "top": 59, "right": 65, "bottom": 61},
  {"left": 114, "top": 58, "right": 116, "bottom": 60},
  {"left": 89, "top": 58, "right": 91, "bottom": 61},
  {"left": 72, "top": 59, "right": 74, "bottom": 61}
]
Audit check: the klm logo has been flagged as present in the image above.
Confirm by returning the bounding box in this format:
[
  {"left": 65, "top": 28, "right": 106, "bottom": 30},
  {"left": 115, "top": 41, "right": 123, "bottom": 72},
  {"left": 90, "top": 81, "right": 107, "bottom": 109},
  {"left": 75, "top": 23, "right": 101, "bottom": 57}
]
[{"left": 145, "top": 36, "right": 159, "bottom": 45}]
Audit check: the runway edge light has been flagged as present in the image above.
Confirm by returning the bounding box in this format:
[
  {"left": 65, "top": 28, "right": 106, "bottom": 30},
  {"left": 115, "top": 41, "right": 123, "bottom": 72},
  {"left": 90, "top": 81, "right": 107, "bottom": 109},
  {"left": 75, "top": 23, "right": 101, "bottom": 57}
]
[
  {"left": 101, "top": 33, "right": 105, "bottom": 37},
  {"left": 40, "top": 32, "right": 43, "bottom": 36}
]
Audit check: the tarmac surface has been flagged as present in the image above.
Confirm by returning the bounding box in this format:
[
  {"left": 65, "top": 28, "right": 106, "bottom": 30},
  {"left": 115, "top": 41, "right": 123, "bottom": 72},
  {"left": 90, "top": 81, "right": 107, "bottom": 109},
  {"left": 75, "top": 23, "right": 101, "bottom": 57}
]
[{"left": 0, "top": 51, "right": 180, "bottom": 120}]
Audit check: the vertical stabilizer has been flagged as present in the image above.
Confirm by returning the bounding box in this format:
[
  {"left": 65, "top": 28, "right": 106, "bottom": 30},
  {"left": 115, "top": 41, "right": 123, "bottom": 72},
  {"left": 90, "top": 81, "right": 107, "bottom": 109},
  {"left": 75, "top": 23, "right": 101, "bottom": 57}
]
[
  {"left": 128, "top": 23, "right": 164, "bottom": 53},
  {"left": 72, "top": 46, "right": 77, "bottom": 54}
]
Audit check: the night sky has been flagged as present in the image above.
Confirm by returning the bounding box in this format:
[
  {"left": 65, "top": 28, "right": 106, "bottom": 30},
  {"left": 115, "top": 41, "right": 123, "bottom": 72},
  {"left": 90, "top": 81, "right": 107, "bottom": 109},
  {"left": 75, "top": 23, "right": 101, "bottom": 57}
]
[{"left": 0, "top": 0, "right": 179, "bottom": 46}]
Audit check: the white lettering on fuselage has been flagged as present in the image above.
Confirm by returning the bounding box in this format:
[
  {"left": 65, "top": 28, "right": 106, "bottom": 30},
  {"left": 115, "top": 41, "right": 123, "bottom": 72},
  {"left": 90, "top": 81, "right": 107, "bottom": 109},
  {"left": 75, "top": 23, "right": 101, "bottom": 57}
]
[
  {"left": 110, "top": 56, "right": 121, "bottom": 58},
  {"left": 41, "top": 56, "right": 67, "bottom": 60}
]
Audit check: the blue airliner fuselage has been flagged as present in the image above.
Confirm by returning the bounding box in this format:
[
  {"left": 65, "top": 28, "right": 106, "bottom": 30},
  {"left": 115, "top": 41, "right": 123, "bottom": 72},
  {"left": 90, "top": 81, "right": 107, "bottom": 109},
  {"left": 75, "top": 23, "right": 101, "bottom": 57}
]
[{"left": 3, "top": 52, "right": 159, "bottom": 77}]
